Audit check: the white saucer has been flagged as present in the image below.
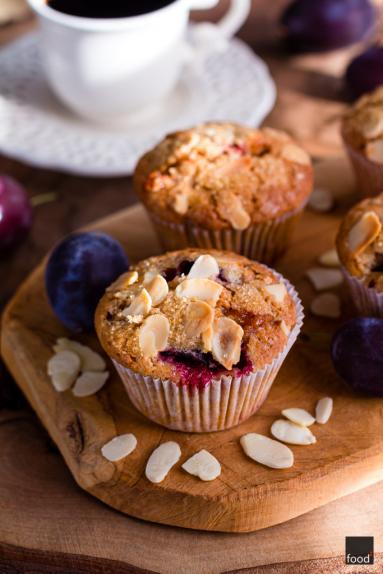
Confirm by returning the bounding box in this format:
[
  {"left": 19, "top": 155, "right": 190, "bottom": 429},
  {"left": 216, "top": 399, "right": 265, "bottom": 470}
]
[{"left": 0, "top": 32, "right": 276, "bottom": 177}]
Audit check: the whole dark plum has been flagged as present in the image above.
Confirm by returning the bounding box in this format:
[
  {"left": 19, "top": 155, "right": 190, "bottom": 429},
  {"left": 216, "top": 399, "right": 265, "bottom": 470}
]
[
  {"left": 346, "top": 45, "right": 383, "bottom": 99},
  {"left": 46, "top": 232, "right": 129, "bottom": 332},
  {"left": 281, "top": 0, "right": 375, "bottom": 52},
  {"left": 331, "top": 317, "right": 383, "bottom": 396},
  {"left": 0, "top": 175, "right": 32, "bottom": 254}
]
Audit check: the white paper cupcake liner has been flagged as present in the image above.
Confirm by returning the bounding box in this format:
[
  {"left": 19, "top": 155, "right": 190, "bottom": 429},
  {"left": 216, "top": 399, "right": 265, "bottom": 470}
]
[
  {"left": 342, "top": 267, "right": 383, "bottom": 317},
  {"left": 148, "top": 206, "right": 304, "bottom": 264},
  {"left": 112, "top": 272, "right": 304, "bottom": 433},
  {"left": 344, "top": 139, "right": 383, "bottom": 198}
]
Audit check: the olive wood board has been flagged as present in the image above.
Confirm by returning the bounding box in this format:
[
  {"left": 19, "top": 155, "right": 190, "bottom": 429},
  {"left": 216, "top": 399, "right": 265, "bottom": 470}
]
[{"left": 2, "top": 156, "right": 383, "bottom": 533}]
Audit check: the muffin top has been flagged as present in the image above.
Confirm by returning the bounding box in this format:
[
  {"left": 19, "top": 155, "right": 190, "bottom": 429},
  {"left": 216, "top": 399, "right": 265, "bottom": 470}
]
[
  {"left": 134, "top": 123, "right": 313, "bottom": 230},
  {"left": 342, "top": 87, "right": 383, "bottom": 164},
  {"left": 336, "top": 193, "right": 383, "bottom": 291},
  {"left": 95, "top": 249, "right": 297, "bottom": 387}
]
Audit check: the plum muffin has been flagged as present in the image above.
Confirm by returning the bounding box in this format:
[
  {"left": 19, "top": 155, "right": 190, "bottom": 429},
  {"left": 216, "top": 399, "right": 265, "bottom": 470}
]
[
  {"left": 337, "top": 193, "right": 383, "bottom": 317},
  {"left": 134, "top": 123, "right": 313, "bottom": 263},
  {"left": 95, "top": 249, "right": 303, "bottom": 432},
  {"left": 342, "top": 87, "right": 383, "bottom": 197}
]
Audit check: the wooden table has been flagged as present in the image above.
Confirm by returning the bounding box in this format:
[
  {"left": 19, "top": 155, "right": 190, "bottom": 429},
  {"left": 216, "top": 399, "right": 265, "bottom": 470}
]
[{"left": 1, "top": 1, "right": 383, "bottom": 572}]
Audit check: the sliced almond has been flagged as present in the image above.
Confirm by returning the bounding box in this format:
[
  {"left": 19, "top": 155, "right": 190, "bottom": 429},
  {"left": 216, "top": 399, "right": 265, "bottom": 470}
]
[
  {"left": 318, "top": 249, "right": 340, "bottom": 268},
  {"left": 173, "top": 192, "right": 189, "bottom": 215},
  {"left": 182, "top": 449, "right": 221, "bottom": 481},
  {"left": 72, "top": 371, "right": 109, "bottom": 397},
  {"left": 47, "top": 350, "right": 81, "bottom": 392},
  {"left": 218, "top": 193, "right": 251, "bottom": 230},
  {"left": 139, "top": 314, "right": 170, "bottom": 358},
  {"left": 211, "top": 316, "right": 243, "bottom": 370},
  {"left": 185, "top": 301, "right": 214, "bottom": 339},
  {"left": 280, "top": 320, "right": 291, "bottom": 337},
  {"left": 311, "top": 293, "right": 341, "bottom": 319},
  {"left": 175, "top": 278, "right": 223, "bottom": 307},
  {"left": 188, "top": 255, "right": 219, "bottom": 280},
  {"left": 305, "top": 268, "right": 343, "bottom": 291},
  {"left": 144, "top": 274, "right": 169, "bottom": 306},
  {"left": 145, "top": 441, "right": 181, "bottom": 484},
  {"left": 121, "top": 288, "right": 152, "bottom": 318},
  {"left": 308, "top": 188, "right": 334, "bottom": 213},
  {"left": 110, "top": 271, "right": 138, "bottom": 290},
  {"left": 281, "top": 143, "right": 311, "bottom": 166},
  {"left": 240, "top": 433, "right": 294, "bottom": 469},
  {"left": 366, "top": 139, "right": 383, "bottom": 164},
  {"left": 315, "top": 397, "right": 333, "bottom": 424},
  {"left": 54, "top": 338, "right": 106, "bottom": 372},
  {"left": 282, "top": 408, "right": 315, "bottom": 427},
  {"left": 271, "top": 419, "right": 316, "bottom": 445},
  {"left": 101, "top": 434, "right": 137, "bottom": 462},
  {"left": 348, "top": 211, "right": 382, "bottom": 256},
  {"left": 264, "top": 283, "right": 287, "bottom": 304}
]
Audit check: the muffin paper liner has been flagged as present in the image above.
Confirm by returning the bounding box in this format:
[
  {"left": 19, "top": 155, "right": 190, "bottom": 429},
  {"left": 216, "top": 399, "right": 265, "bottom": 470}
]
[
  {"left": 342, "top": 266, "right": 383, "bottom": 317},
  {"left": 112, "top": 272, "right": 304, "bottom": 433},
  {"left": 343, "top": 139, "right": 383, "bottom": 198},
  {"left": 148, "top": 206, "right": 304, "bottom": 264}
]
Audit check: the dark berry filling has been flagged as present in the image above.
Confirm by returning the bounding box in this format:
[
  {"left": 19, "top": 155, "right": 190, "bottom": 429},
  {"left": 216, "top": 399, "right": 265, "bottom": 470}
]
[
  {"left": 159, "top": 348, "right": 252, "bottom": 389},
  {"left": 161, "top": 259, "right": 194, "bottom": 282}
]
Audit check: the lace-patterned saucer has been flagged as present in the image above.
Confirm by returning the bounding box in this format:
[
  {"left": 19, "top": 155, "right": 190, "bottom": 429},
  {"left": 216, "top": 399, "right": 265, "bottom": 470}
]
[{"left": 0, "top": 32, "right": 276, "bottom": 176}]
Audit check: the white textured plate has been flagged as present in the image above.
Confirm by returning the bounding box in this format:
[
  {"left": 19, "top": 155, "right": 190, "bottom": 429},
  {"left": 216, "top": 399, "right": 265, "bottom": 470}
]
[{"left": 0, "top": 32, "right": 276, "bottom": 176}]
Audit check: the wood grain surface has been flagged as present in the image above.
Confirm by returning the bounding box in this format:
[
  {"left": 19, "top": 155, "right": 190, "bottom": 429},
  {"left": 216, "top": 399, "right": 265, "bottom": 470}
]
[{"left": 3, "top": 157, "right": 383, "bottom": 539}]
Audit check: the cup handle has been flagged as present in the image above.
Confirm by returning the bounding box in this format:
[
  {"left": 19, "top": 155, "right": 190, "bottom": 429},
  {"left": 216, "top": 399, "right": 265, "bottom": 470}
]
[{"left": 186, "top": 0, "right": 251, "bottom": 64}]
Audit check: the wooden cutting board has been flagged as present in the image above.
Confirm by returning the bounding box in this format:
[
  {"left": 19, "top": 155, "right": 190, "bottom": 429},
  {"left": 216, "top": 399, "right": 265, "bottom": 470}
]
[{"left": 2, "top": 157, "right": 383, "bottom": 534}]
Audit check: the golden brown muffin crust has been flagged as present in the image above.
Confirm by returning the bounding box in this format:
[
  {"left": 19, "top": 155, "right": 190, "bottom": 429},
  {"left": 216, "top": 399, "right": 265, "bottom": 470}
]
[
  {"left": 95, "top": 249, "right": 297, "bottom": 385},
  {"left": 134, "top": 123, "right": 313, "bottom": 230},
  {"left": 342, "top": 87, "right": 383, "bottom": 164},
  {"left": 336, "top": 193, "right": 383, "bottom": 291}
]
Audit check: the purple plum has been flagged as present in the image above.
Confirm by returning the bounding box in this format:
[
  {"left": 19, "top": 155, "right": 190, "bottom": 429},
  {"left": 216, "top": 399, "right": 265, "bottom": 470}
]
[
  {"left": 46, "top": 232, "right": 129, "bottom": 332},
  {"left": 0, "top": 176, "right": 32, "bottom": 254},
  {"left": 331, "top": 317, "right": 383, "bottom": 396},
  {"left": 346, "top": 45, "right": 383, "bottom": 99},
  {"left": 281, "top": 0, "right": 375, "bottom": 52}
]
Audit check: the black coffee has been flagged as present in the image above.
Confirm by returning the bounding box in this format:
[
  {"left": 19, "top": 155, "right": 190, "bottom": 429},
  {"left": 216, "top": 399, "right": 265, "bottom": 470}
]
[{"left": 47, "top": 0, "right": 177, "bottom": 19}]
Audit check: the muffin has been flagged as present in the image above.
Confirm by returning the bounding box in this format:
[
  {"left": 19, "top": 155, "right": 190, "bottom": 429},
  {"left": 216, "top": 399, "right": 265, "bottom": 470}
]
[
  {"left": 342, "top": 87, "right": 383, "bottom": 197},
  {"left": 95, "top": 249, "right": 304, "bottom": 432},
  {"left": 134, "top": 123, "right": 313, "bottom": 264},
  {"left": 336, "top": 193, "right": 383, "bottom": 316}
]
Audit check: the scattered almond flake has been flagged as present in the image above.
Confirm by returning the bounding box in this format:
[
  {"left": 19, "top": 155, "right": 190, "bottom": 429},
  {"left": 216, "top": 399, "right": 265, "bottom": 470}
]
[
  {"left": 145, "top": 441, "right": 181, "bottom": 484},
  {"left": 185, "top": 300, "right": 214, "bottom": 339},
  {"left": 271, "top": 419, "right": 316, "bottom": 445},
  {"left": 211, "top": 316, "right": 243, "bottom": 370},
  {"left": 182, "top": 449, "right": 221, "bottom": 481},
  {"left": 47, "top": 350, "right": 81, "bottom": 392},
  {"left": 139, "top": 314, "right": 170, "bottom": 358},
  {"left": 188, "top": 255, "right": 219, "bottom": 280},
  {"left": 282, "top": 408, "right": 315, "bottom": 427},
  {"left": 101, "top": 434, "right": 137, "bottom": 462},
  {"left": 121, "top": 288, "right": 152, "bottom": 318},
  {"left": 348, "top": 211, "right": 382, "bottom": 255},
  {"left": 107, "top": 271, "right": 138, "bottom": 291},
  {"left": 366, "top": 139, "right": 383, "bottom": 164},
  {"left": 143, "top": 270, "right": 158, "bottom": 285},
  {"left": 315, "top": 397, "right": 333, "bottom": 424},
  {"left": 144, "top": 274, "right": 169, "bottom": 306},
  {"left": 54, "top": 338, "right": 106, "bottom": 372},
  {"left": 318, "top": 249, "right": 340, "bottom": 268},
  {"left": 280, "top": 321, "right": 290, "bottom": 337},
  {"left": 264, "top": 283, "right": 287, "bottom": 304},
  {"left": 175, "top": 278, "right": 223, "bottom": 307},
  {"left": 308, "top": 188, "right": 334, "bottom": 213},
  {"left": 218, "top": 192, "right": 251, "bottom": 230},
  {"left": 305, "top": 267, "right": 343, "bottom": 291},
  {"left": 281, "top": 143, "right": 311, "bottom": 166},
  {"left": 311, "top": 293, "right": 341, "bottom": 319},
  {"left": 72, "top": 371, "right": 109, "bottom": 397},
  {"left": 173, "top": 191, "right": 189, "bottom": 215},
  {"left": 240, "top": 433, "right": 294, "bottom": 469}
]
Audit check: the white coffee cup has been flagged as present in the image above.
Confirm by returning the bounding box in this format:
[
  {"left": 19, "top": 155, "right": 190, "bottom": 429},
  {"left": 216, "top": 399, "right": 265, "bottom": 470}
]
[{"left": 27, "top": 0, "right": 251, "bottom": 122}]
